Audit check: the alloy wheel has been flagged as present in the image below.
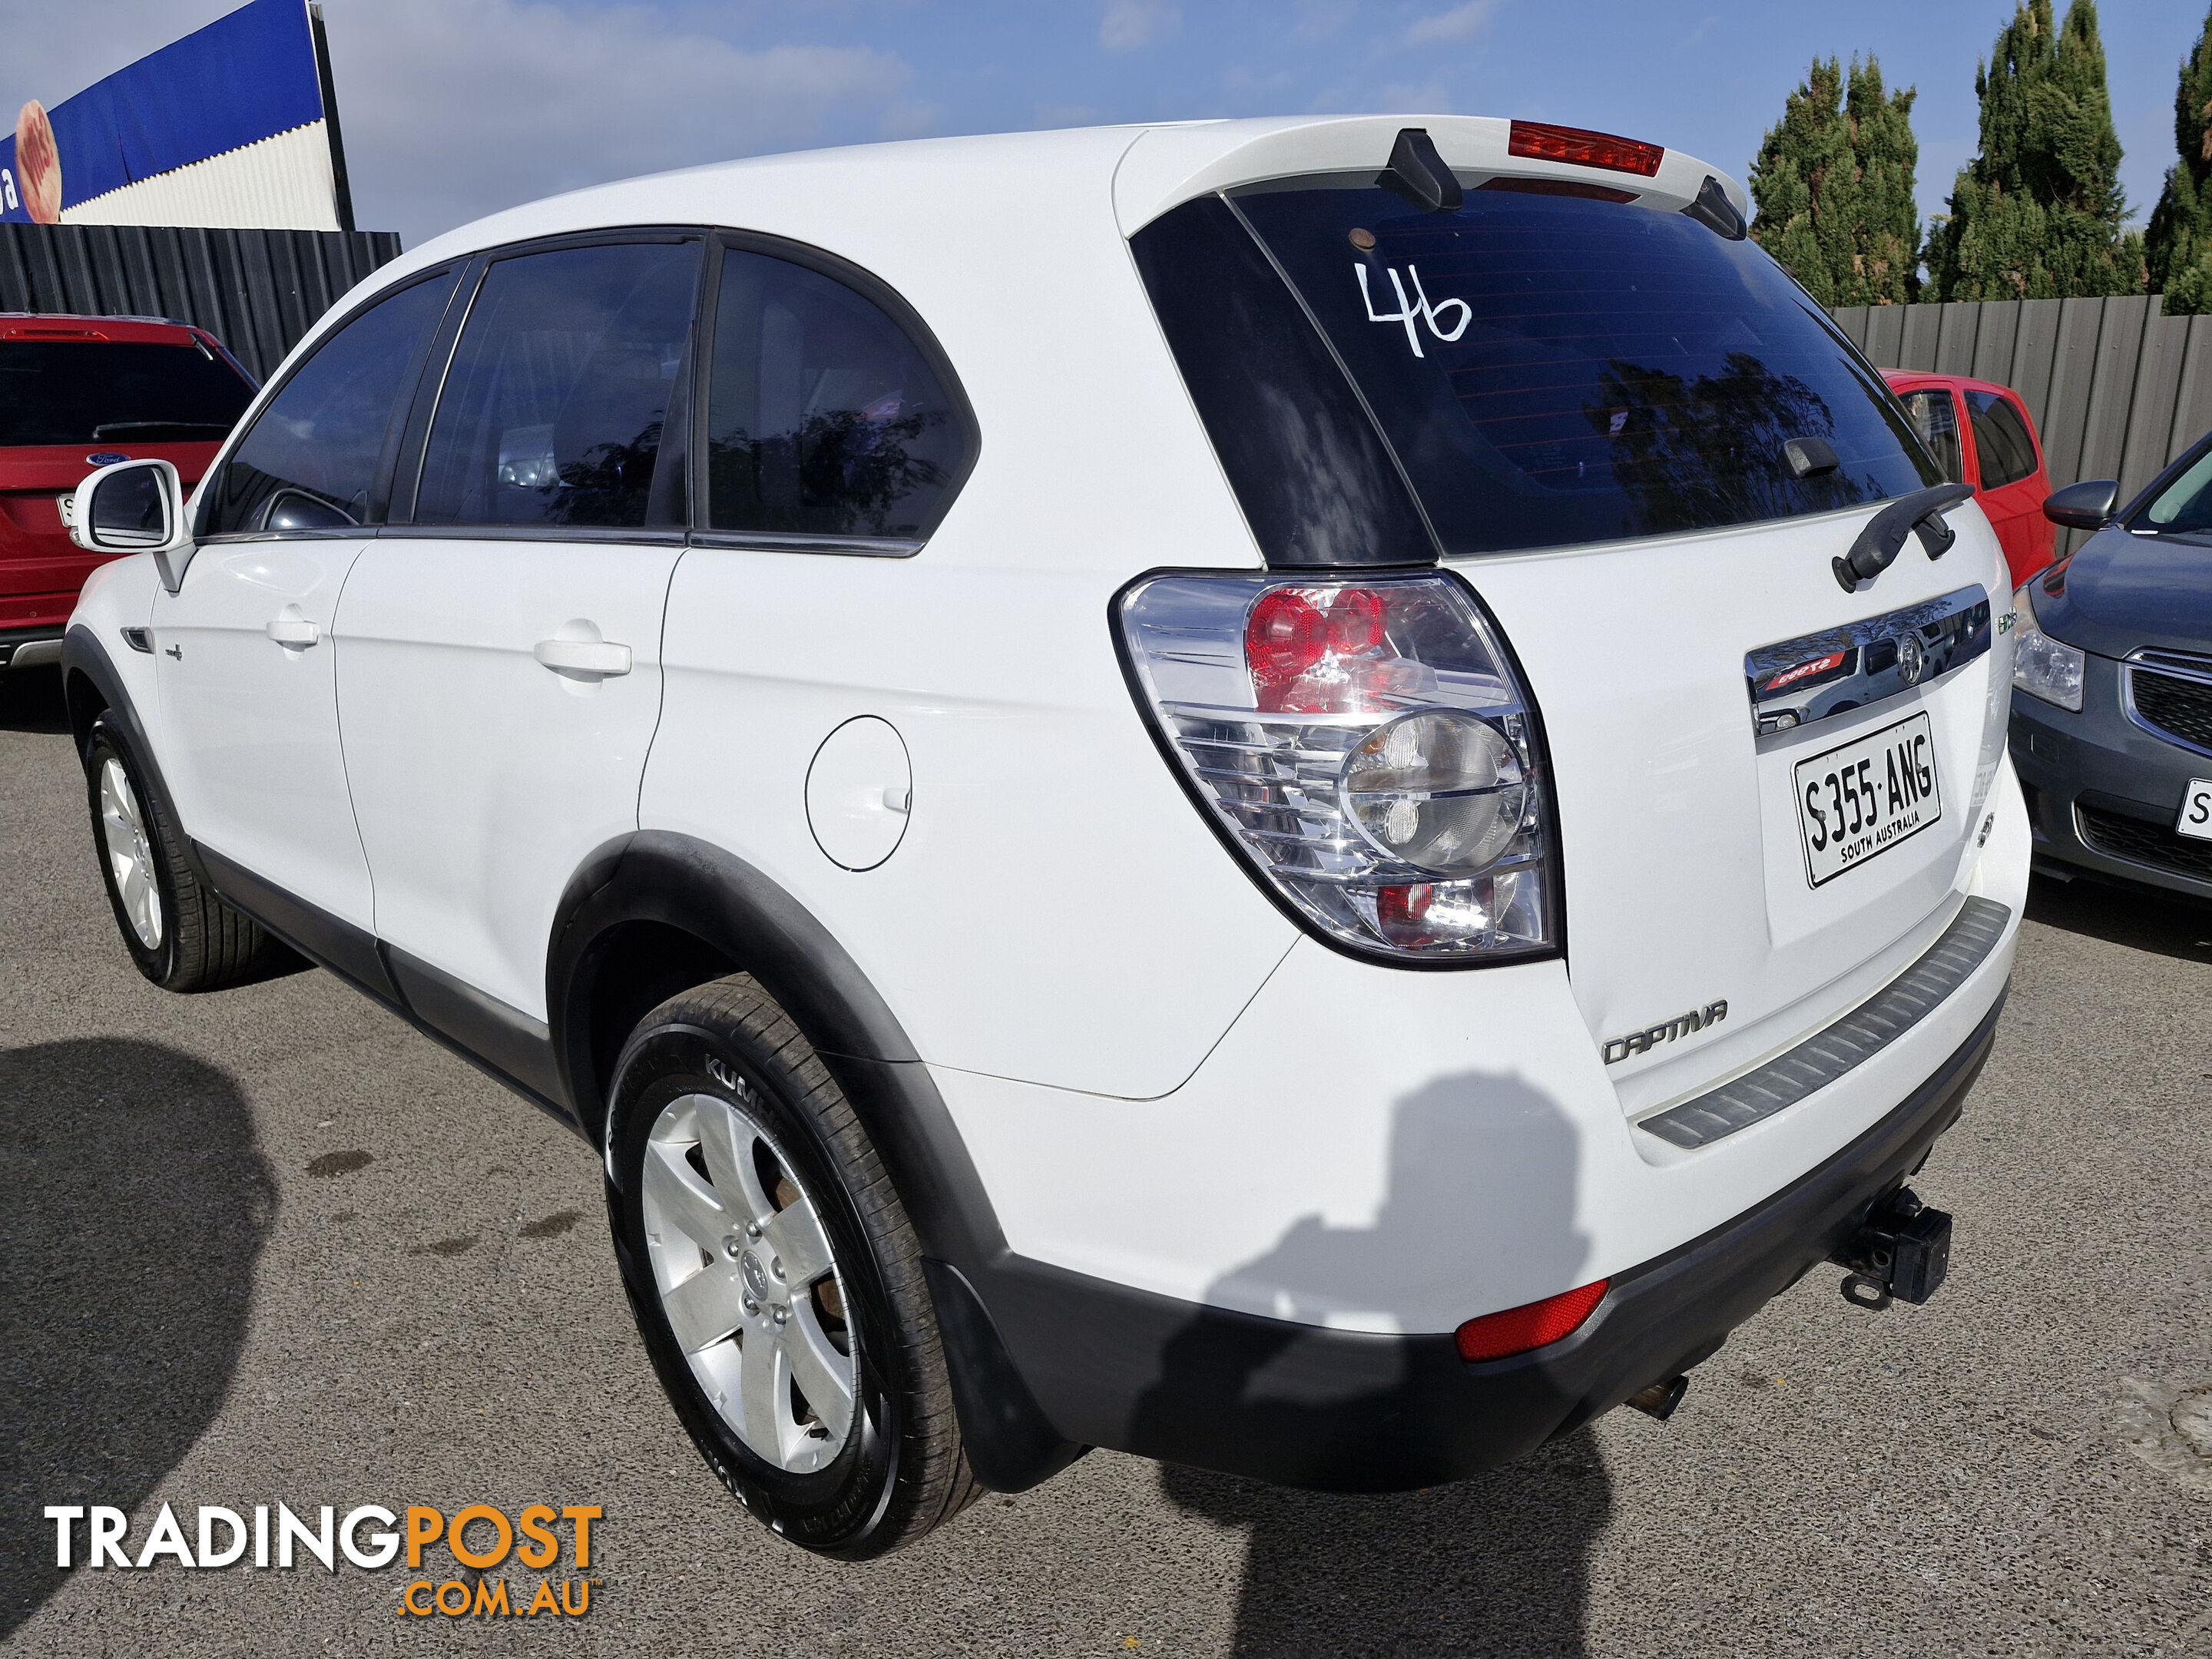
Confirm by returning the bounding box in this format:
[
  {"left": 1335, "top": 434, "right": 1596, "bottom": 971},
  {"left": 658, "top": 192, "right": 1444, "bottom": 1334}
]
[
  {"left": 640, "top": 1089, "right": 856, "bottom": 1474},
  {"left": 99, "top": 756, "right": 163, "bottom": 951}
]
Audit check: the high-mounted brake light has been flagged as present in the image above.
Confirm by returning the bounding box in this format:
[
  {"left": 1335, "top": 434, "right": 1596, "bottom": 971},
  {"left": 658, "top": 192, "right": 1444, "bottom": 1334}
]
[
  {"left": 1118, "top": 570, "right": 1559, "bottom": 965},
  {"left": 1455, "top": 1280, "right": 1608, "bottom": 1363},
  {"left": 1507, "top": 120, "right": 1664, "bottom": 179}
]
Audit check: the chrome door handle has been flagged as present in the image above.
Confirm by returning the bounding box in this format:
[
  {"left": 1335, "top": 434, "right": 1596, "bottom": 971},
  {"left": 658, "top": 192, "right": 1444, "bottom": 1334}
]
[
  {"left": 533, "top": 637, "right": 632, "bottom": 677},
  {"left": 266, "top": 616, "right": 320, "bottom": 648}
]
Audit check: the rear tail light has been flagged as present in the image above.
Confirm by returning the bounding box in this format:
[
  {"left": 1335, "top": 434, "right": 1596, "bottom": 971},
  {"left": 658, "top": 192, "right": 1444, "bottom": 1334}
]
[
  {"left": 1455, "top": 1280, "right": 1608, "bottom": 1363},
  {"left": 1116, "top": 570, "right": 1559, "bottom": 965},
  {"left": 1507, "top": 120, "right": 1664, "bottom": 178}
]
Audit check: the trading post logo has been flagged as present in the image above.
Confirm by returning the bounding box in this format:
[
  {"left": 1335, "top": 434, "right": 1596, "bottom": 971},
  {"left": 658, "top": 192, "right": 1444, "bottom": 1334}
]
[{"left": 42, "top": 1501, "right": 602, "bottom": 1620}]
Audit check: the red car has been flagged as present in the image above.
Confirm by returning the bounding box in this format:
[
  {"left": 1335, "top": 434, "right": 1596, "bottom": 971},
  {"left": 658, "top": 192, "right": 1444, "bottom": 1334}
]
[
  {"left": 0, "top": 313, "right": 256, "bottom": 672},
  {"left": 1881, "top": 369, "right": 2055, "bottom": 588}
]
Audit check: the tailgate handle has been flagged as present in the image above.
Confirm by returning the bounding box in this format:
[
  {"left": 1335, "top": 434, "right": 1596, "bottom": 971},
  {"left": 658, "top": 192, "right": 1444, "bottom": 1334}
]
[{"left": 1833, "top": 482, "right": 1975, "bottom": 592}]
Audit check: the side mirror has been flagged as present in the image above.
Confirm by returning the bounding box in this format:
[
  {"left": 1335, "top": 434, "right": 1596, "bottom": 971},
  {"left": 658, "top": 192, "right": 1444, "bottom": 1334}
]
[
  {"left": 69, "top": 459, "right": 194, "bottom": 591},
  {"left": 2043, "top": 478, "right": 2118, "bottom": 530}
]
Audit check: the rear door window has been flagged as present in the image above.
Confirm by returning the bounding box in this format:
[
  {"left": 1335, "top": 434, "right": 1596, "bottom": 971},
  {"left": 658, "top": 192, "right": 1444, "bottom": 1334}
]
[
  {"left": 1897, "top": 390, "right": 1963, "bottom": 483},
  {"left": 0, "top": 339, "right": 253, "bottom": 447},
  {"left": 1965, "top": 391, "right": 2038, "bottom": 488},
  {"left": 1214, "top": 181, "right": 1938, "bottom": 557},
  {"left": 204, "top": 271, "right": 458, "bottom": 535},
  {"left": 413, "top": 240, "right": 700, "bottom": 529},
  {"left": 704, "top": 247, "right": 971, "bottom": 541}
]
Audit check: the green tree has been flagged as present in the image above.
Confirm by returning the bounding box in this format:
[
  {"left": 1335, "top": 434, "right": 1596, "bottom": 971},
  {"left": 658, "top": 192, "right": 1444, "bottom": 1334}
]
[
  {"left": 1926, "top": 0, "right": 2144, "bottom": 300},
  {"left": 2146, "top": 6, "right": 2212, "bottom": 310},
  {"left": 1750, "top": 56, "right": 1923, "bottom": 306}
]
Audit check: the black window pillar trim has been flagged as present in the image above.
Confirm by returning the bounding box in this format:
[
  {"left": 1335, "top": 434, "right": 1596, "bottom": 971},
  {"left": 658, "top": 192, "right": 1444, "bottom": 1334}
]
[{"left": 386, "top": 252, "right": 487, "bottom": 526}]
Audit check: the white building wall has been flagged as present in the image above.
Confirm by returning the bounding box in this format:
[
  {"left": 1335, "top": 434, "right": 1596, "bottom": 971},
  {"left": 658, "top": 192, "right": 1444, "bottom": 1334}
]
[{"left": 61, "top": 122, "right": 339, "bottom": 231}]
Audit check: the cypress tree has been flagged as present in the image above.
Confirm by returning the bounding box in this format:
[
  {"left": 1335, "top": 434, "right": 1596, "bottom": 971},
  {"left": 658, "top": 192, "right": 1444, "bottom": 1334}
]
[
  {"left": 2146, "top": 6, "right": 2212, "bottom": 311},
  {"left": 1749, "top": 57, "right": 1923, "bottom": 306},
  {"left": 1926, "top": 0, "right": 2144, "bottom": 300}
]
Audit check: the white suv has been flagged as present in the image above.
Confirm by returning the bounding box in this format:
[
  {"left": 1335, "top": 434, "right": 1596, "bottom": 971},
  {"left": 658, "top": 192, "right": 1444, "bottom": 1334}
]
[{"left": 61, "top": 117, "right": 2027, "bottom": 1558}]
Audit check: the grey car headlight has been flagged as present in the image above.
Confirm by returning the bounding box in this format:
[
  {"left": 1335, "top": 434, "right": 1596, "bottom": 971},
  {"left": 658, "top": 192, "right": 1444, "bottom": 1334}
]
[{"left": 2012, "top": 584, "right": 2085, "bottom": 712}]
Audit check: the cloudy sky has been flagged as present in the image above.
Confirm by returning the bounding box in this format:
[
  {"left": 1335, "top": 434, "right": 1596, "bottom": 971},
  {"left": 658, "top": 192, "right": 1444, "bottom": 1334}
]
[{"left": 8, "top": 0, "right": 2210, "bottom": 247}]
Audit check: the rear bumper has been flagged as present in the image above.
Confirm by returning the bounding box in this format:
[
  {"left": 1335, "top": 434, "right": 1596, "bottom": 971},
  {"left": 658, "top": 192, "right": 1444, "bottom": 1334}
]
[
  {"left": 971, "top": 992, "right": 2001, "bottom": 1490},
  {"left": 2010, "top": 657, "right": 2212, "bottom": 899},
  {"left": 0, "top": 624, "right": 65, "bottom": 668}
]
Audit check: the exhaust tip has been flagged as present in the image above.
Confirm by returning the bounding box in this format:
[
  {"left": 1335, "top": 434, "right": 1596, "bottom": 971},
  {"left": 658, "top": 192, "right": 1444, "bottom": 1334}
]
[{"left": 1624, "top": 1376, "right": 1689, "bottom": 1422}]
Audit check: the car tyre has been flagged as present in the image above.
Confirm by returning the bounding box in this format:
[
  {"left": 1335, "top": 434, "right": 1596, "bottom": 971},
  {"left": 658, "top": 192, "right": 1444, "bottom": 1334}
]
[
  {"left": 604, "top": 972, "right": 979, "bottom": 1558},
  {"left": 81, "top": 715, "right": 297, "bottom": 992}
]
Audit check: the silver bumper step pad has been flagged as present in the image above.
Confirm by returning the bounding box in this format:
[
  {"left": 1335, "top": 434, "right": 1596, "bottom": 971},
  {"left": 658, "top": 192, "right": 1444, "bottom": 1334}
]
[{"left": 1637, "top": 896, "right": 2012, "bottom": 1151}]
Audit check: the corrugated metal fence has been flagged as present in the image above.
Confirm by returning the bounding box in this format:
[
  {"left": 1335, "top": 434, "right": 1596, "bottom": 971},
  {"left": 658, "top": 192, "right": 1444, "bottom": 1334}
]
[
  {"left": 0, "top": 222, "right": 401, "bottom": 382},
  {"left": 1830, "top": 295, "right": 2212, "bottom": 512}
]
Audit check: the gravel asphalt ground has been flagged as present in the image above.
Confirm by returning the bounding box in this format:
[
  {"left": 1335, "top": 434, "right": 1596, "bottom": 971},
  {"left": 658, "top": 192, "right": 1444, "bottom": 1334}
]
[{"left": 3, "top": 664, "right": 2209, "bottom": 1658}]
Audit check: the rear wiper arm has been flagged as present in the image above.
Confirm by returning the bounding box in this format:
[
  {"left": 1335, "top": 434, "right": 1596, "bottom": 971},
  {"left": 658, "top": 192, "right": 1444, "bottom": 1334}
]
[
  {"left": 91, "top": 421, "right": 232, "bottom": 437},
  {"left": 1833, "top": 482, "right": 1975, "bottom": 592}
]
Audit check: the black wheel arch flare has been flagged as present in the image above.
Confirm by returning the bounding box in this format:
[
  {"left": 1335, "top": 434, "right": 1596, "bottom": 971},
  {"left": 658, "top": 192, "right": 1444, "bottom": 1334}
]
[{"left": 545, "top": 830, "right": 1084, "bottom": 1492}]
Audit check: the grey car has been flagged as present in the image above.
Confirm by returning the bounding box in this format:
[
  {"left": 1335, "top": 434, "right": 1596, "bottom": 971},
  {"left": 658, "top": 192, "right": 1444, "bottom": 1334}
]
[{"left": 2009, "top": 441, "right": 2212, "bottom": 899}]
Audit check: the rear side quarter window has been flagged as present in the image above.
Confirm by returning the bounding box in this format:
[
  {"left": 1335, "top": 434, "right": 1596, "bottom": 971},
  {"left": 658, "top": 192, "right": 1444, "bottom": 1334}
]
[{"left": 702, "top": 244, "right": 973, "bottom": 544}]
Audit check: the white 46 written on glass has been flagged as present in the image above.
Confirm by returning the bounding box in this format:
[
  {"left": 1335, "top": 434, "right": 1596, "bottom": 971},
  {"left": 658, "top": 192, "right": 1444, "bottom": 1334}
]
[{"left": 1356, "top": 264, "right": 1470, "bottom": 358}]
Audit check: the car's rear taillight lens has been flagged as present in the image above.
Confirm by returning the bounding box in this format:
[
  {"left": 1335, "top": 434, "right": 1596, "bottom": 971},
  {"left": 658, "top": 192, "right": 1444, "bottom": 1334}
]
[{"left": 1116, "top": 570, "right": 1558, "bottom": 965}]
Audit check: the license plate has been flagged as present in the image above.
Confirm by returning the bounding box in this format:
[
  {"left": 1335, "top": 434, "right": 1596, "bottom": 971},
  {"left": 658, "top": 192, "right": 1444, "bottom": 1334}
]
[
  {"left": 1793, "top": 711, "right": 1942, "bottom": 886},
  {"left": 2181, "top": 779, "right": 2212, "bottom": 842}
]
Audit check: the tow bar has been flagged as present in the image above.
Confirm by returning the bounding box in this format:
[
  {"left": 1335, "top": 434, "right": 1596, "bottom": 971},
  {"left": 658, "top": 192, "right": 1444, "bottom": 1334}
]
[{"left": 1833, "top": 1187, "right": 1952, "bottom": 1309}]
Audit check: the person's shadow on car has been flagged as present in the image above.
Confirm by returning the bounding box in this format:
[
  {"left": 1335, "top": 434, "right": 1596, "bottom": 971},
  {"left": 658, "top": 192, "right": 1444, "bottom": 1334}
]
[
  {"left": 0, "top": 1039, "right": 273, "bottom": 1640},
  {"left": 1137, "top": 1068, "right": 1611, "bottom": 1656}
]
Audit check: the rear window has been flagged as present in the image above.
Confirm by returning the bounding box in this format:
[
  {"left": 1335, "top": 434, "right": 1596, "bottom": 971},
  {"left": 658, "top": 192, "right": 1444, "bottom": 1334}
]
[
  {"left": 1217, "top": 180, "right": 1938, "bottom": 557},
  {"left": 1965, "top": 391, "right": 2037, "bottom": 488},
  {"left": 0, "top": 339, "right": 253, "bottom": 447}
]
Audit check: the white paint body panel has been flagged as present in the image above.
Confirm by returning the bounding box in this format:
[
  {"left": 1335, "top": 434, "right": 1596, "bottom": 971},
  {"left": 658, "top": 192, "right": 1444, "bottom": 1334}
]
[
  {"left": 334, "top": 538, "right": 680, "bottom": 1018},
  {"left": 934, "top": 762, "right": 2028, "bottom": 1333},
  {"left": 149, "top": 537, "right": 373, "bottom": 930},
  {"left": 68, "top": 551, "right": 164, "bottom": 723},
  {"left": 644, "top": 549, "right": 1296, "bottom": 1099}
]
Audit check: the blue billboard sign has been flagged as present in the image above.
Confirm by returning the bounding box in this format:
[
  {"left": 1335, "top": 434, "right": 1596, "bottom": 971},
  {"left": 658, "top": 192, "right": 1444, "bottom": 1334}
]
[{"left": 0, "top": 0, "right": 327, "bottom": 224}]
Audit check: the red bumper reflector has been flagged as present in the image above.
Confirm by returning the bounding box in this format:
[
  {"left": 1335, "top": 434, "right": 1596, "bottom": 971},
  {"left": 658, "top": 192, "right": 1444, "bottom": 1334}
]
[
  {"left": 1507, "top": 121, "right": 1663, "bottom": 178},
  {"left": 1454, "top": 1279, "right": 1609, "bottom": 1363}
]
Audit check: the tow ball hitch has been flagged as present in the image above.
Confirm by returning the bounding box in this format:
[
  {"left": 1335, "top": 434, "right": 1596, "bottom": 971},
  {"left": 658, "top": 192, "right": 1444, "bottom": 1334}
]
[{"left": 1833, "top": 1187, "right": 1952, "bottom": 1309}]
